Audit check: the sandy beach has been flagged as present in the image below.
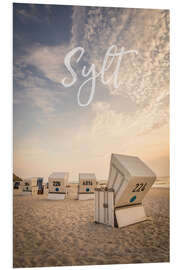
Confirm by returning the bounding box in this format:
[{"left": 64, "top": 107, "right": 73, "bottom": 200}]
[{"left": 13, "top": 187, "right": 169, "bottom": 267}]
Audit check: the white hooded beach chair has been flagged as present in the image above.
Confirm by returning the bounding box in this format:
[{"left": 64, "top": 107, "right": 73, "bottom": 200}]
[
  {"left": 48, "top": 172, "right": 69, "bottom": 200},
  {"left": 95, "top": 154, "right": 156, "bottom": 228},
  {"left": 78, "top": 173, "right": 96, "bottom": 200}
]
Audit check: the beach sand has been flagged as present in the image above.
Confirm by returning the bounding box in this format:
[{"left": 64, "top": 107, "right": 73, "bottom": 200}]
[{"left": 13, "top": 188, "right": 169, "bottom": 267}]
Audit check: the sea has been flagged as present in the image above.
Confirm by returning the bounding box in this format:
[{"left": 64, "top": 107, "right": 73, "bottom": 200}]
[{"left": 152, "top": 176, "right": 170, "bottom": 189}]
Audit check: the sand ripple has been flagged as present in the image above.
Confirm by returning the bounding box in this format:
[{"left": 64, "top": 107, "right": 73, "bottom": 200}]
[{"left": 13, "top": 188, "right": 169, "bottom": 267}]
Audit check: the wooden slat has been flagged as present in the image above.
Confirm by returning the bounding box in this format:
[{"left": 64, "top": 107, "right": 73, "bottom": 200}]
[
  {"left": 94, "top": 191, "right": 99, "bottom": 222},
  {"left": 94, "top": 190, "right": 115, "bottom": 227},
  {"left": 99, "top": 191, "right": 104, "bottom": 223},
  {"left": 108, "top": 191, "right": 114, "bottom": 227}
]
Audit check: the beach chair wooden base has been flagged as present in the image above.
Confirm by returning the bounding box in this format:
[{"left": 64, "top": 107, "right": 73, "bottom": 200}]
[
  {"left": 48, "top": 193, "right": 66, "bottom": 200},
  {"left": 78, "top": 193, "right": 94, "bottom": 200},
  {"left": 22, "top": 191, "right": 31, "bottom": 195},
  {"left": 115, "top": 204, "right": 147, "bottom": 228}
]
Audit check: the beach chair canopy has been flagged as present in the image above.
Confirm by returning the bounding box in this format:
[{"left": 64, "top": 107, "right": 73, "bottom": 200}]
[
  {"left": 108, "top": 154, "right": 156, "bottom": 180},
  {"left": 107, "top": 153, "right": 156, "bottom": 207}
]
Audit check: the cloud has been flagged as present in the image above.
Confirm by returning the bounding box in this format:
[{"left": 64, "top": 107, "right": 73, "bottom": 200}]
[
  {"left": 15, "top": 5, "right": 41, "bottom": 23},
  {"left": 13, "top": 6, "right": 169, "bottom": 179},
  {"left": 13, "top": 71, "right": 67, "bottom": 120},
  {"left": 70, "top": 7, "right": 169, "bottom": 132},
  {"left": 14, "top": 7, "right": 169, "bottom": 136},
  {"left": 88, "top": 98, "right": 169, "bottom": 151},
  {"left": 15, "top": 4, "right": 53, "bottom": 24},
  {"left": 71, "top": 6, "right": 87, "bottom": 47},
  {"left": 13, "top": 43, "right": 72, "bottom": 117},
  {"left": 15, "top": 44, "right": 71, "bottom": 84},
  {"left": 82, "top": 8, "right": 169, "bottom": 104}
]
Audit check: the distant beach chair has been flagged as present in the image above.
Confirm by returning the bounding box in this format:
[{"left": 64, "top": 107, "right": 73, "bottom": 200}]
[
  {"left": 94, "top": 153, "right": 156, "bottom": 228},
  {"left": 13, "top": 181, "right": 20, "bottom": 189},
  {"left": 78, "top": 173, "right": 96, "bottom": 200},
  {"left": 22, "top": 177, "right": 44, "bottom": 196},
  {"left": 13, "top": 180, "right": 23, "bottom": 195},
  {"left": 48, "top": 172, "right": 69, "bottom": 200}
]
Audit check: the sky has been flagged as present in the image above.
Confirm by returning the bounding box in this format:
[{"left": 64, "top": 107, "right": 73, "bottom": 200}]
[{"left": 13, "top": 4, "right": 169, "bottom": 182}]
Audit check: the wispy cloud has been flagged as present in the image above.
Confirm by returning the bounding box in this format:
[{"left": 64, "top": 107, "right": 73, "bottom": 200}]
[
  {"left": 13, "top": 5, "right": 169, "bottom": 179},
  {"left": 15, "top": 4, "right": 53, "bottom": 24}
]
